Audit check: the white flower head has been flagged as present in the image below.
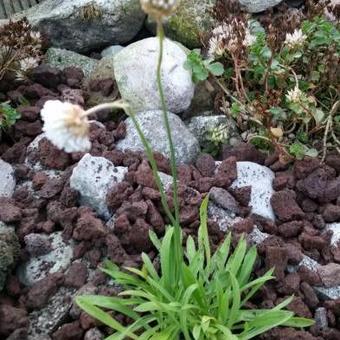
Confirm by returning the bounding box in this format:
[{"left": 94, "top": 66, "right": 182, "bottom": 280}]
[
  {"left": 244, "top": 29, "right": 256, "bottom": 47},
  {"left": 284, "top": 29, "right": 307, "bottom": 49},
  {"left": 286, "top": 86, "right": 303, "bottom": 103},
  {"left": 140, "top": 0, "right": 179, "bottom": 19},
  {"left": 41, "top": 100, "right": 91, "bottom": 153},
  {"left": 19, "top": 57, "right": 39, "bottom": 72}
]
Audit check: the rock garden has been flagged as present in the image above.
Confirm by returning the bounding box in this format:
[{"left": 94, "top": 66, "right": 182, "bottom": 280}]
[{"left": 0, "top": 0, "right": 339, "bottom": 339}]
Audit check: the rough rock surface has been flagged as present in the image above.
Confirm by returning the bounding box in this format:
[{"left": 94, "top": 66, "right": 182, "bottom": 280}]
[
  {"left": 16, "top": 0, "right": 145, "bottom": 53},
  {"left": 229, "top": 161, "right": 276, "bottom": 220},
  {"left": 0, "top": 158, "right": 16, "bottom": 197},
  {"left": 114, "top": 38, "right": 195, "bottom": 114},
  {"left": 0, "top": 223, "right": 20, "bottom": 291},
  {"left": 45, "top": 48, "right": 98, "bottom": 77},
  {"left": 116, "top": 110, "right": 200, "bottom": 165},
  {"left": 18, "top": 232, "right": 74, "bottom": 286},
  {"left": 147, "top": 0, "right": 217, "bottom": 48},
  {"left": 101, "top": 45, "right": 123, "bottom": 58},
  {"left": 70, "top": 154, "right": 128, "bottom": 219},
  {"left": 239, "top": 0, "right": 283, "bottom": 13}
]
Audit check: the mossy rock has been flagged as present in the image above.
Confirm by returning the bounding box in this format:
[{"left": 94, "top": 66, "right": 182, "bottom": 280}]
[
  {"left": 147, "top": 0, "right": 217, "bottom": 49},
  {"left": 0, "top": 223, "right": 20, "bottom": 291}
]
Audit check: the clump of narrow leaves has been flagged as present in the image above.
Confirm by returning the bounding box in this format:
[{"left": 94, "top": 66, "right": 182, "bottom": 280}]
[{"left": 77, "top": 197, "right": 314, "bottom": 340}]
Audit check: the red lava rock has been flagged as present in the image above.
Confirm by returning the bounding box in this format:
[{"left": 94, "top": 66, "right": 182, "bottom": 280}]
[
  {"left": 31, "top": 64, "right": 62, "bottom": 89},
  {"left": 298, "top": 266, "right": 322, "bottom": 285},
  {"left": 103, "top": 149, "right": 124, "bottom": 166},
  {"left": 73, "top": 214, "right": 107, "bottom": 241},
  {"left": 5, "top": 275, "right": 22, "bottom": 297},
  {"left": 229, "top": 186, "right": 251, "bottom": 207},
  {"left": 190, "top": 177, "right": 215, "bottom": 193},
  {"left": 0, "top": 304, "right": 28, "bottom": 337},
  {"left": 326, "top": 154, "right": 340, "bottom": 174},
  {"left": 15, "top": 120, "right": 42, "bottom": 136},
  {"left": 61, "top": 87, "right": 85, "bottom": 106},
  {"left": 179, "top": 205, "right": 199, "bottom": 225},
  {"left": 265, "top": 246, "right": 288, "bottom": 280},
  {"left": 273, "top": 175, "right": 290, "bottom": 191},
  {"left": 301, "top": 198, "right": 318, "bottom": 213},
  {"left": 279, "top": 272, "right": 300, "bottom": 295},
  {"left": 296, "top": 168, "right": 329, "bottom": 201},
  {"left": 114, "top": 213, "right": 130, "bottom": 234},
  {"left": 1, "top": 140, "right": 28, "bottom": 163},
  {"left": 209, "top": 187, "right": 239, "bottom": 214},
  {"left": 278, "top": 220, "right": 304, "bottom": 238},
  {"left": 0, "top": 198, "right": 22, "bottom": 223},
  {"left": 285, "top": 243, "right": 303, "bottom": 265},
  {"left": 154, "top": 152, "right": 171, "bottom": 173},
  {"left": 294, "top": 158, "right": 321, "bottom": 180},
  {"left": 37, "top": 177, "right": 64, "bottom": 199},
  {"left": 214, "top": 156, "right": 237, "bottom": 188},
  {"left": 17, "top": 105, "right": 40, "bottom": 122},
  {"left": 128, "top": 218, "right": 153, "bottom": 253},
  {"left": 286, "top": 296, "right": 313, "bottom": 318},
  {"left": 299, "top": 232, "right": 328, "bottom": 251},
  {"left": 80, "top": 312, "right": 98, "bottom": 330},
  {"left": 32, "top": 172, "right": 48, "bottom": 189},
  {"left": 233, "top": 217, "right": 254, "bottom": 234},
  {"left": 23, "top": 83, "right": 57, "bottom": 99},
  {"left": 26, "top": 272, "right": 64, "bottom": 309},
  {"left": 120, "top": 201, "right": 148, "bottom": 222},
  {"left": 62, "top": 67, "right": 84, "bottom": 88},
  {"left": 134, "top": 160, "right": 156, "bottom": 188},
  {"left": 60, "top": 185, "right": 79, "bottom": 208},
  {"left": 259, "top": 327, "right": 320, "bottom": 340},
  {"left": 177, "top": 164, "right": 192, "bottom": 184},
  {"left": 318, "top": 263, "right": 340, "bottom": 287},
  {"left": 222, "top": 143, "right": 265, "bottom": 164},
  {"left": 271, "top": 190, "right": 304, "bottom": 222},
  {"left": 38, "top": 138, "right": 71, "bottom": 170},
  {"left": 324, "top": 177, "right": 340, "bottom": 203},
  {"left": 146, "top": 200, "right": 164, "bottom": 231},
  {"left": 322, "top": 204, "right": 340, "bottom": 222},
  {"left": 64, "top": 262, "right": 88, "bottom": 288},
  {"left": 105, "top": 234, "right": 128, "bottom": 265},
  {"left": 52, "top": 321, "right": 84, "bottom": 340},
  {"left": 196, "top": 153, "right": 216, "bottom": 177},
  {"left": 301, "top": 282, "right": 319, "bottom": 308}
]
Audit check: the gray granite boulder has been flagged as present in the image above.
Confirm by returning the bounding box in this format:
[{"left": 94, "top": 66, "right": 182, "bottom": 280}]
[
  {"left": 45, "top": 48, "right": 98, "bottom": 77},
  {"left": 70, "top": 154, "right": 128, "bottom": 219},
  {"left": 0, "top": 159, "right": 15, "bottom": 198},
  {"left": 116, "top": 110, "right": 200, "bottom": 165},
  {"left": 114, "top": 38, "right": 195, "bottom": 114},
  {"left": 239, "top": 0, "right": 283, "bottom": 13},
  {"left": 16, "top": 0, "right": 145, "bottom": 53}
]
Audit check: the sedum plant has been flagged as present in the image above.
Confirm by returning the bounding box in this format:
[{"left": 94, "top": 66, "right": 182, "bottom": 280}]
[
  {"left": 38, "top": 0, "right": 314, "bottom": 338},
  {"left": 0, "top": 102, "right": 21, "bottom": 131}
]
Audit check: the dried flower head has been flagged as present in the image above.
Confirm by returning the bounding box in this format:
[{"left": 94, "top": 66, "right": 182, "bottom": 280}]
[
  {"left": 208, "top": 19, "right": 255, "bottom": 58},
  {"left": 41, "top": 100, "right": 91, "bottom": 153},
  {"left": 286, "top": 86, "right": 303, "bottom": 103},
  {"left": 140, "top": 0, "right": 179, "bottom": 19},
  {"left": 284, "top": 29, "right": 307, "bottom": 49},
  {"left": 0, "top": 18, "right": 43, "bottom": 81}
]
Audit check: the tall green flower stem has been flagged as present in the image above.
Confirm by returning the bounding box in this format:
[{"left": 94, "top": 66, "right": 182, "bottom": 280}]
[{"left": 156, "top": 19, "right": 182, "bottom": 283}]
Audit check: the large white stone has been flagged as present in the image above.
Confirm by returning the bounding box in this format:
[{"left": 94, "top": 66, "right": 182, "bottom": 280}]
[
  {"left": 229, "top": 161, "right": 276, "bottom": 221},
  {"left": 15, "top": 0, "right": 145, "bottom": 53},
  {"left": 116, "top": 110, "right": 200, "bottom": 165},
  {"left": 114, "top": 38, "right": 195, "bottom": 114},
  {"left": 70, "top": 154, "right": 128, "bottom": 219},
  {"left": 0, "top": 159, "right": 15, "bottom": 197},
  {"left": 239, "top": 0, "right": 283, "bottom": 13},
  {"left": 18, "top": 232, "right": 74, "bottom": 286}
]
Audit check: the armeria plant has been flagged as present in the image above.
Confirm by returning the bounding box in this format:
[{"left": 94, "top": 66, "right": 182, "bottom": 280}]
[{"left": 39, "top": 1, "right": 314, "bottom": 338}]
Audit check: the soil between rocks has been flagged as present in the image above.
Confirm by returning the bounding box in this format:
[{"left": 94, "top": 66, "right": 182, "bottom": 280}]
[{"left": 0, "top": 65, "right": 340, "bottom": 340}]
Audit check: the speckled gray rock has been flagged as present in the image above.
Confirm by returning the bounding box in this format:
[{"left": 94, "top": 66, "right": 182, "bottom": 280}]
[
  {"left": 229, "top": 161, "right": 276, "bottom": 220},
  {"left": 326, "top": 223, "right": 340, "bottom": 246},
  {"left": 101, "top": 45, "right": 123, "bottom": 58},
  {"left": 187, "top": 115, "right": 239, "bottom": 149},
  {"left": 147, "top": 0, "right": 217, "bottom": 48},
  {"left": 84, "top": 328, "right": 104, "bottom": 340},
  {"left": 114, "top": 38, "right": 195, "bottom": 114},
  {"left": 15, "top": 0, "right": 145, "bottom": 53},
  {"left": 116, "top": 110, "right": 200, "bottom": 165},
  {"left": 45, "top": 48, "right": 98, "bottom": 77},
  {"left": 0, "top": 223, "right": 20, "bottom": 291},
  {"left": 70, "top": 154, "right": 128, "bottom": 219},
  {"left": 18, "top": 232, "right": 74, "bottom": 286},
  {"left": 0, "top": 158, "right": 15, "bottom": 197},
  {"left": 239, "top": 0, "right": 283, "bottom": 13},
  {"left": 28, "top": 287, "right": 76, "bottom": 338}
]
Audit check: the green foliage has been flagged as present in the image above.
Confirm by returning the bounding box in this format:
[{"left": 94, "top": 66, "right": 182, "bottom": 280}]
[
  {"left": 184, "top": 50, "right": 224, "bottom": 83},
  {"left": 203, "top": 124, "right": 230, "bottom": 156},
  {"left": 77, "top": 197, "right": 314, "bottom": 339},
  {"left": 0, "top": 102, "right": 20, "bottom": 130},
  {"left": 208, "top": 13, "right": 339, "bottom": 159}
]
